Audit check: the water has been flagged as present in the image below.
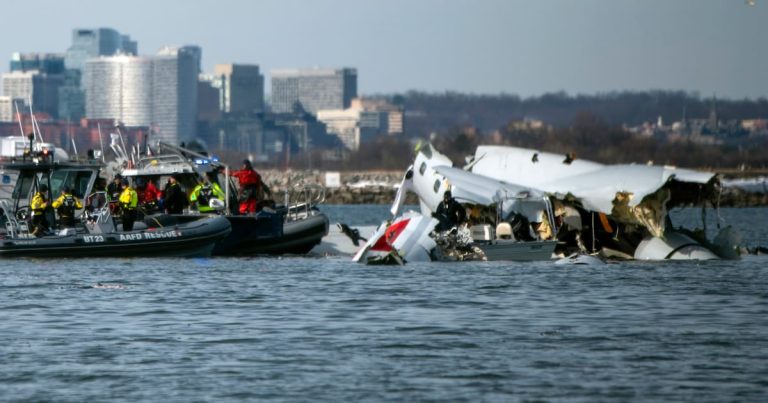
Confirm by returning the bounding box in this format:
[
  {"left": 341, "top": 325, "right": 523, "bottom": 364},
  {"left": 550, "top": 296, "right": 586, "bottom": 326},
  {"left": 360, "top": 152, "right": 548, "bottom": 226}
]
[{"left": 1, "top": 206, "right": 767, "bottom": 402}]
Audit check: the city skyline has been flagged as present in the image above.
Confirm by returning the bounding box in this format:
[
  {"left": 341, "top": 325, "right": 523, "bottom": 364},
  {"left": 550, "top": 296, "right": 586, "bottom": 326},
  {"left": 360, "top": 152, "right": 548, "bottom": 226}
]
[{"left": 1, "top": 0, "right": 766, "bottom": 99}]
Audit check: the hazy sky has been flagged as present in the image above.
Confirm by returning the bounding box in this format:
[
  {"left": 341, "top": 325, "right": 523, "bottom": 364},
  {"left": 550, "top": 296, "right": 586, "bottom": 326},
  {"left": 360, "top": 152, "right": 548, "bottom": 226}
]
[{"left": 2, "top": 0, "right": 766, "bottom": 98}]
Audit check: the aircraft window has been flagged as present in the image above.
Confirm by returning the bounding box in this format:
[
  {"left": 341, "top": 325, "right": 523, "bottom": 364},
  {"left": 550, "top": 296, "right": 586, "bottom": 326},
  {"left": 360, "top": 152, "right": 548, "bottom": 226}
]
[
  {"left": 419, "top": 162, "right": 427, "bottom": 175},
  {"left": 433, "top": 179, "right": 440, "bottom": 193},
  {"left": 420, "top": 145, "right": 432, "bottom": 159}
]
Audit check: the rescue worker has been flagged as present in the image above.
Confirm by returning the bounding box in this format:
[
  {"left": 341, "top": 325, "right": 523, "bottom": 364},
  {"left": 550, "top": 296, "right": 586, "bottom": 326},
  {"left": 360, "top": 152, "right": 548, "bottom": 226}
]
[
  {"left": 106, "top": 174, "right": 124, "bottom": 214},
  {"left": 119, "top": 178, "right": 139, "bottom": 231},
  {"left": 136, "top": 177, "right": 161, "bottom": 213},
  {"left": 432, "top": 190, "right": 466, "bottom": 231},
  {"left": 52, "top": 185, "right": 83, "bottom": 228},
  {"left": 231, "top": 159, "right": 262, "bottom": 214},
  {"left": 189, "top": 179, "right": 225, "bottom": 213},
  {"left": 30, "top": 184, "right": 50, "bottom": 236},
  {"left": 163, "top": 175, "right": 187, "bottom": 214}
]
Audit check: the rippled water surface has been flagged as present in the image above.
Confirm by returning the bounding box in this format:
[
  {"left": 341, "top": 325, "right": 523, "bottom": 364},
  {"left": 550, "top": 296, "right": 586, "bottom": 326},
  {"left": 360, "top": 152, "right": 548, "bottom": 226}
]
[{"left": 1, "top": 206, "right": 767, "bottom": 401}]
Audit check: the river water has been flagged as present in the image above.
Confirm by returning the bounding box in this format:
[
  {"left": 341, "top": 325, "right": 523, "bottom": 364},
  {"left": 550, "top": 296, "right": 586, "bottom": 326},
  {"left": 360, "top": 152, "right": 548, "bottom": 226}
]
[{"left": 1, "top": 206, "right": 767, "bottom": 401}]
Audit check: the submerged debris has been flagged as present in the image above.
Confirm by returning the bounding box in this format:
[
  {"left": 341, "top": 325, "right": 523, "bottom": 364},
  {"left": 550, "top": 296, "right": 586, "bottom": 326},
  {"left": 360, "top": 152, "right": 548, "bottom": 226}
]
[{"left": 431, "top": 226, "right": 487, "bottom": 262}]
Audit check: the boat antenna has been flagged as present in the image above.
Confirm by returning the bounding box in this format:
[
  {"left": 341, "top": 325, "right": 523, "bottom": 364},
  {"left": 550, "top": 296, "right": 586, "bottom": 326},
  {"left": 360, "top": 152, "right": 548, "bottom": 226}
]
[
  {"left": 68, "top": 119, "right": 78, "bottom": 157},
  {"left": 97, "top": 123, "right": 106, "bottom": 163},
  {"left": 109, "top": 132, "right": 126, "bottom": 162},
  {"left": 33, "top": 114, "right": 43, "bottom": 144},
  {"left": 131, "top": 145, "right": 138, "bottom": 165},
  {"left": 14, "top": 101, "right": 24, "bottom": 137},
  {"left": 116, "top": 124, "right": 134, "bottom": 166},
  {"left": 27, "top": 97, "right": 44, "bottom": 144},
  {"left": 145, "top": 127, "right": 152, "bottom": 156}
]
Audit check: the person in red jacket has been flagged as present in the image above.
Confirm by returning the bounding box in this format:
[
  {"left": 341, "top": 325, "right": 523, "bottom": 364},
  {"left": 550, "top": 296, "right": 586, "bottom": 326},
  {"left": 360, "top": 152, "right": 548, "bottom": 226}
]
[
  {"left": 136, "top": 177, "right": 161, "bottom": 213},
  {"left": 231, "top": 159, "right": 262, "bottom": 214}
]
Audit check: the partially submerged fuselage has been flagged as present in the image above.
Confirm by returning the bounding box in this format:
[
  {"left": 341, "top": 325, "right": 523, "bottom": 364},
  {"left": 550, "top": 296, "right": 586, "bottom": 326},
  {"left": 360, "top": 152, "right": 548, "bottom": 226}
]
[
  {"left": 355, "top": 143, "right": 738, "bottom": 263},
  {"left": 355, "top": 144, "right": 559, "bottom": 264},
  {"left": 469, "top": 145, "right": 738, "bottom": 260}
]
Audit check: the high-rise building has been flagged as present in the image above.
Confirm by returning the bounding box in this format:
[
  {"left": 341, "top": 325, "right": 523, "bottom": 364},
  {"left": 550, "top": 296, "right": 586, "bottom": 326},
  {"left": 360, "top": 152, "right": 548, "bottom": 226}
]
[
  {"left": 61, "top": 28, "right": 137, "bottom": 121},
  {"left": 2, "top": 71, "right": 34, "bottom": 104},
  {"left": 10, "top": 52, "right": 65, "bottom": 75},
  {"left": 58, "top": 70, "right": 85, "bottom": 121},
  {"left": 83, "top": 46, "right": 200, "bottom": 145},
  {"left": 0, "top": 96, "right": 13, "bottom": 122},
  {"left": 213, "top": 64, "right": 264, "bottom": 114},
  {"left": 152, "top": 46, "right": 200, "bottom": 144},
  {"left": 270, "top": 68, "right": 357, "bottom": 114},
  {"left": 4, "top": 53, "right": 66, "bottom": 118},
  {"left": 1, "top": 70, "right": 64, "bottom": 118},
  {"left": 65, "top": 28, "right": 137, "bottom": 71},
  {"left": 84, "top": 55, "right": 153, "bottom": 127},
  {"left": 197, "top": 76, "right": 221, "bottom": 122}
]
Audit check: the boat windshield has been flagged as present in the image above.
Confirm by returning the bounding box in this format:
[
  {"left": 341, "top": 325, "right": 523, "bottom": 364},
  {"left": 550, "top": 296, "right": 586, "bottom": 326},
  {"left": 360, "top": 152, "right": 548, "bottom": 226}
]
[
  {"left": 49, "top": 170, "right": 95, "bottom": 199},
  {"left": 11, "top": 169, "right": 95, "bottom": 201},
  {"left": 11, "top": 173, "right": 35, "bottom": 200}
]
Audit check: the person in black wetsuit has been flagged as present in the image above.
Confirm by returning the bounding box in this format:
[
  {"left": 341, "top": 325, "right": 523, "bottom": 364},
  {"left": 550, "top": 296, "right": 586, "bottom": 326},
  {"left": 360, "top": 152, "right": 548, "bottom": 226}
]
[
  {"left": 432, "top": 190, "right": 466, "bottom": 231},
  {"left": 163, "top": 175, "right": 187, "bottom": 214}
]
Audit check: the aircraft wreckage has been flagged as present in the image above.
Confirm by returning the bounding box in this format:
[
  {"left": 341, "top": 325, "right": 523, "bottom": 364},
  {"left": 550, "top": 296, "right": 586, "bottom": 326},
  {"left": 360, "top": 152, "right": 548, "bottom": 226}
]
[{"left": 353, "top": 144, "right": 740, "bottom": 264}]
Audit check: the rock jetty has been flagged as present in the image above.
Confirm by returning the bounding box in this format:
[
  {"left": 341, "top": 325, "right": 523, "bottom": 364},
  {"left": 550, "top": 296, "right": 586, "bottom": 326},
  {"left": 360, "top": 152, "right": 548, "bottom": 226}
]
[
  {"left": 258, "top": 169, "right": 767, "bottom": 206},
  {"left": 260, "top": 169, "right": 417, "bottom": 205}
]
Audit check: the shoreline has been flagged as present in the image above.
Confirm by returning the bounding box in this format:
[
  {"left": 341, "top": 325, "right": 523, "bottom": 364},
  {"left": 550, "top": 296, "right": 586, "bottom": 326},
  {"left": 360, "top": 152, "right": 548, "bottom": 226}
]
[{"left": 261, "top": 169, "right": 768, "bottom": 207}]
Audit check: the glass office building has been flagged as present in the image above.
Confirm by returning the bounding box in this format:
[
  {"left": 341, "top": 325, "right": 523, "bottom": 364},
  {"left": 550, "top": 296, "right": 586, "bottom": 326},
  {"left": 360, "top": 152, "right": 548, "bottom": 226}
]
[
  {"left": 84, "top": 46, "right": 199, "bottom": 145},
  {"left": 270, "top": 68, "right": 357, "bottom": 115},
  {"left": 84, "top": 55, "right": 153, "bottom": 127}
]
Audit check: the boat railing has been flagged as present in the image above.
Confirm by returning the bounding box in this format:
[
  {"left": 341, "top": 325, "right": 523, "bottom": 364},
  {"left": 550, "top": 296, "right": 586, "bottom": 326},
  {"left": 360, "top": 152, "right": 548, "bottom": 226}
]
[
  {"left": 282, "top": 183, "right": 326, "bottom": 222},
  {"left": 1, "top": 199, "right": 33, "bottom": 239},
  {"left": 83, "top": 192, "right": 117, "bottom": 234},
  {"left": 136, "top": 154, "right": 189, "bottom": 169}
]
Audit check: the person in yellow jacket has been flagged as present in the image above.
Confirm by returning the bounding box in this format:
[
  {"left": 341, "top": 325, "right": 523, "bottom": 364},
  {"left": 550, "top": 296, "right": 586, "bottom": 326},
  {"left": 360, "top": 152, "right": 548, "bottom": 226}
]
[
  {"left": 51, "top": 185, "right": 83, "bottom": 228},
  {"left": 189, "top": 180, "right": 225, "bottom": 213},
  {"left": 118, "top": 178, "right": 139, "bottom": 231},
  {"left": 30, "top": 184, "right": 50, "bottom": 236}
]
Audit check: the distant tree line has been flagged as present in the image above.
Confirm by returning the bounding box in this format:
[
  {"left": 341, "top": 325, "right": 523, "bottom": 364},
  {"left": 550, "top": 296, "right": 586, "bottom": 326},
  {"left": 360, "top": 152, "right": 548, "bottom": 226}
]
[
  {"left": 322, "top": 115, "right": 767, "bottom": 171},
  {"left": 391, "top": 90, "right": 768, "bottom": 133},
  {"left": 276, "top": 91, "right": 768, "bottom": 171}
]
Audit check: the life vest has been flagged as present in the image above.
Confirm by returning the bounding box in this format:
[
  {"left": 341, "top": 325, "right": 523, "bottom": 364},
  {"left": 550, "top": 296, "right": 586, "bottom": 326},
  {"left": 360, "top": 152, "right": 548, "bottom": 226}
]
[
  {"left": 59, "top": 194, "right": 76, "bottom": 217},
  {"left": 31, "top": 192, "right": 47, "bottom": 214},
  {"left": 119, "top": 187, "right": 138, "bottom": 209},
  {"left": 197, "top": 185, "right": 213, "bottom": 206}
]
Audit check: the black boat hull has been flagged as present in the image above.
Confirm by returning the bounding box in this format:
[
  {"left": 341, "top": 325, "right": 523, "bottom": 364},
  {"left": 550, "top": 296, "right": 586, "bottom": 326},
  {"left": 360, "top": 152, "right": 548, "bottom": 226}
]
[
  {"left": 211, "top": 212, "right": 329, "bottom": 256},
  {"left": 165, "top": 210, "right": 329, "bottom": 256},
  {"left": 0, "top": 216, "right": 231, "bottom": 258}
]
